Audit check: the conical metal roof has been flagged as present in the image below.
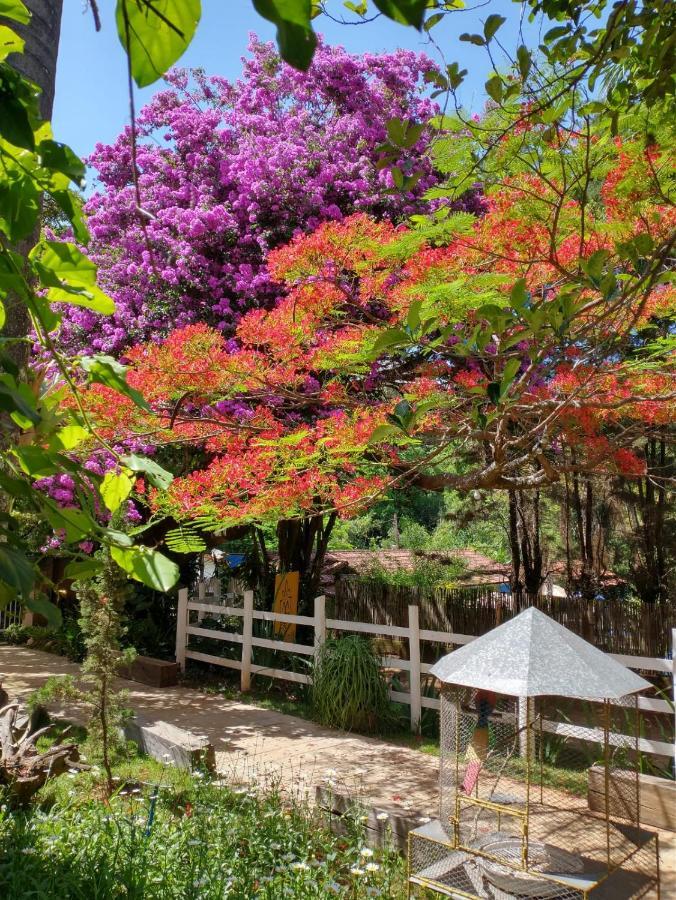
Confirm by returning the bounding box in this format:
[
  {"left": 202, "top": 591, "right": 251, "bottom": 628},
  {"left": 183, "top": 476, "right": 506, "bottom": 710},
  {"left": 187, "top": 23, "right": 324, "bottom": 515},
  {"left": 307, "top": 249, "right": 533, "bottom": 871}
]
[{"left": 429, "top": 607, "right": 650, "bottom": 700}]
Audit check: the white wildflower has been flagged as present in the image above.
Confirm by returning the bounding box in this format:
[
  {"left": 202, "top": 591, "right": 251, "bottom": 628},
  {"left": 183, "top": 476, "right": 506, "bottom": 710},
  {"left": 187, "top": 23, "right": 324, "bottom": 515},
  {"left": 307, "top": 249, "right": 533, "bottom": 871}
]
[
  {"left": 350, "top": 866, "right": 365, "bottom": 876},
  {"left": 365, "top": 862, "right": 380, "bottom": 873},
  {"left": 376, "top": 812, "right": 389, "bottom": 822},
  {"left": 359, "top": 847, "right": 374, "bottom": 858}
]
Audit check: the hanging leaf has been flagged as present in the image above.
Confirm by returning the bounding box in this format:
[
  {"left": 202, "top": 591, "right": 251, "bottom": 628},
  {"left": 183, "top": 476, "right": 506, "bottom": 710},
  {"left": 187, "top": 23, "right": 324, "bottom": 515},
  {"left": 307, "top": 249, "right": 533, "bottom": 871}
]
[
  {"left": 483, "top": 14, "right": 505, "bottom": 42},
  {"left": 251, "top": 0, "right": 317, "bottom": 71},
  {"left": 485, "top": 75, "right": 504, "bottom": 104},
  {"left": 121, "top": 454, "right": 173, "bottom": 490},
  {"left": 111, "top": 545, "right": 179, "bottom": 592},
  {"left": 372, "top": 0, "right": 427, "bottom": 29},
  {"left": 37, "top": 140, "right": 85, "bottom": 185},
  {"left": 116, "top": 0, "right": 201, "bottom": 88},
  {"left": 100, "top": 470, "right": 133, "bottom": 513},
  {"left": 0, "top": 0, "right": 30, "bottom": 24},
  {"left": 51, "top": 424, "right": 89, "bottom": 451},
  {"left": 25, "top": 593, "right": 62, "bottom": 629},
  {"left": 516, "top": 45, "right": 532, "bottom": 80},
  {"left": 0, "top": 85, "right": 34, "bottom": 150},
  {"left": 64, "top": 558, "right": 104, "bottom": 581},
  {"left": 0, "top": 545, "right": 35, "bottom": 598},
  {"left": 80, "top": 355, "right": 152, "bottom": 412},
  {"left": 0, "top": 24, "right": 24, "bottom": 60}
]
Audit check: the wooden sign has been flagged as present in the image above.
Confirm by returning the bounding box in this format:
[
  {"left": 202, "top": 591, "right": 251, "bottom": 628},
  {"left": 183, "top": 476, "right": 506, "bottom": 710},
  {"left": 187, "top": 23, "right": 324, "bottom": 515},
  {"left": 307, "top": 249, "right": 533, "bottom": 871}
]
[{"left": 273, "top": 571, "right": 300, "bottom": 642}]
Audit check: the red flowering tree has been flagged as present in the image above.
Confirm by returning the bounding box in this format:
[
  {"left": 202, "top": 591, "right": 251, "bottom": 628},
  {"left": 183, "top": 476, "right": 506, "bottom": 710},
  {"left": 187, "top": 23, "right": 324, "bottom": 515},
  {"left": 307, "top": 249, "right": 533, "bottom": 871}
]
[{"left": 78, "top": 118, "right": 674, "bottom": 599}]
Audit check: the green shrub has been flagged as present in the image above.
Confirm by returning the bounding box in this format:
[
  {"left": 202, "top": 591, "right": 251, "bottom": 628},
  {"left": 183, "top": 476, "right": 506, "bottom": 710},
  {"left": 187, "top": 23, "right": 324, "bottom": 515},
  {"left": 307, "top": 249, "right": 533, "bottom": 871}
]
[
  {"left": 311, "top": 635, "right": 392, "bottom": 733},
  {"left": 0, "top": 622, "right": 28, "bottom": 645},
  {"left": 359, "top": 556, "right": 467, "bottom": 590},
  {"left": 0, "top": 773, "right": 405, "bottom": 898}
]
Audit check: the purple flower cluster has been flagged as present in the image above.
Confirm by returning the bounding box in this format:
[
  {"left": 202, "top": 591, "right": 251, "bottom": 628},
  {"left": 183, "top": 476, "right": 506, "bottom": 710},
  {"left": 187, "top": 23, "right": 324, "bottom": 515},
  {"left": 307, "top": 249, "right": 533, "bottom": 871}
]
[
  {"left": 35, "top": 473, "right": 77, "bottom": 507},
  {"left": 59, "top": 38, "right": 440, "bottom": 356}
]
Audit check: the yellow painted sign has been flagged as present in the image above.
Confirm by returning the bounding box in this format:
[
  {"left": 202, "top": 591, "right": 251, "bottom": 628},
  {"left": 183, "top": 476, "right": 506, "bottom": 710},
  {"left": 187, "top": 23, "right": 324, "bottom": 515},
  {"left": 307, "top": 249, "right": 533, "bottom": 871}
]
[{"left": 273, "top": 571, "right": 300, "bottom": 642}]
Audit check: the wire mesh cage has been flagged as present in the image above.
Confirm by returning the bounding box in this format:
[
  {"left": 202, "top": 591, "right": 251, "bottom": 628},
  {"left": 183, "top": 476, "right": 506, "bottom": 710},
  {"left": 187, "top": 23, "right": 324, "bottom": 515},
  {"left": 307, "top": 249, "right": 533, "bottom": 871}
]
[{"left": 408, "top": 610, "right": 661, "bottom": 899}]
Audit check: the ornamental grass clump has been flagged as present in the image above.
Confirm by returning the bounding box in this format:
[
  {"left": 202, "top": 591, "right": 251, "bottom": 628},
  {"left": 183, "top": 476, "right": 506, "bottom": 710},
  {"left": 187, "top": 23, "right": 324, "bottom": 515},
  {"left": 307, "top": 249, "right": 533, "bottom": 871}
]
[{"left": 311, "top": 635, "right": 392, "bottom": 733}]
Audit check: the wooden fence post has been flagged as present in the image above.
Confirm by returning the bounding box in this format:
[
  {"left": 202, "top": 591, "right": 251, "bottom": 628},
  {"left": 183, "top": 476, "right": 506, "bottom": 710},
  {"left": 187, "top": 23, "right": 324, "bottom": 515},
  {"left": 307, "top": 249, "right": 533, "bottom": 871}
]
[
  {"left": 240, "top": 590, "right": 254, "bottom": 692},
  {"left": 314, "top": 595, "right": 326, "bottom": 664},
  {"left": 175, "top": 588, "right": 188, "bottom": 671},
  {"left": 408, "top": 604, "right": 422, "bottom": 734}
]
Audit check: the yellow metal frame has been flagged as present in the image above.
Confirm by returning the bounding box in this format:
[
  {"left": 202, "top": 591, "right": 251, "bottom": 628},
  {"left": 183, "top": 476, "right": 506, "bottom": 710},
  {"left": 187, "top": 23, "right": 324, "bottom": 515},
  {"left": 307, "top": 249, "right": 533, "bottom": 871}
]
[
  {"left": 407, "top": 828, "right": 661, "bottom": 900},
  {"left": 454, "top": 794, "right": 528, "bottom": 869},
  {"left": 407, "top": 689, "right": 661, "bottom": 900}
]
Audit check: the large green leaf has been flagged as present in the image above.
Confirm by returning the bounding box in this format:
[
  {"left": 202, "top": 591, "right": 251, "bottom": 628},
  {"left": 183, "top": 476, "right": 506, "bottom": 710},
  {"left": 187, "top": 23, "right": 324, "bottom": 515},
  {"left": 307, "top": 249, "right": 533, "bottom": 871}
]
[
  {"left": 0, "top": 24, "right": 24, "bottom": 60},
  {"left": 252, "top": 0, "right": 317, "bottom": 70},
  {"left": 0, "top": 83, "right": 34, "bottom": 149},
  {"left": 33, "top": 240, "right": 95, "bottom": 283},
  {"left": 44, "top": 282, "right": 115, "bottom": 314},
  {"left": 25, "top": 593, "right": 62, "bottom": 629},
  {"left": 372, "top": 0, "right": 426, "bottom": 28},
  {"left": 100, "top": 470, "right": 133, "bottom": 513},
  {"left": 44, "top": 506, "right": 95, "bottom": 544},
  {"left": 0, "top": 373, "right": 40, "bottom": 424},
  {"left": 80, "top": 355, "right": 151, "bottom": 412},
  {"left": 37, "top": 140, "right": 85, "bottom": 185},
  {"left": 31, "top": 241, "right": 115, "bottom": 314},
  {"left": 121, "top": 454, "right": 174, "bottom": 490},
  {"left": 0, "top": 172, "right": 40, "bottom": 240},
  {"left": 116, "top": 0, "right": 201, "bottom": 88},
  {"left": 64, "top": 558, "right": 104, "bottom": 581},
  {"left": 0, "top": 0, "right": 30, "bottom": 24},
  {"left": 111, "top": 545, "right": 179, "bottom": 592},
  {"left": 0, "top": 544, "right": 35, "bottom": 598}
]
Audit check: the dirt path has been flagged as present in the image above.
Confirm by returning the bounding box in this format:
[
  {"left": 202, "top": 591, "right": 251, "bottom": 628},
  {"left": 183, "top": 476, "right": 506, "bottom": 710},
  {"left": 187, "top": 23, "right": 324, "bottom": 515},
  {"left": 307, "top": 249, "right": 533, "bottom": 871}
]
[{"left": 2, "top": 644, "right": 674, "bottom": 894}]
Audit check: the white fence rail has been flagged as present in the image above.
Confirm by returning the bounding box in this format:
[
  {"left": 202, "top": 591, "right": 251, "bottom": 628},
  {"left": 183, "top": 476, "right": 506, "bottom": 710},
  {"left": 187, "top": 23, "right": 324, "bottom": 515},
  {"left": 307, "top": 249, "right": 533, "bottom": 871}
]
[
  {"left": 176, "top": 587, "right": 675, "bottom": 766},
  {"left": 0, "top": 599, "right": 23, "bottom": 631}
]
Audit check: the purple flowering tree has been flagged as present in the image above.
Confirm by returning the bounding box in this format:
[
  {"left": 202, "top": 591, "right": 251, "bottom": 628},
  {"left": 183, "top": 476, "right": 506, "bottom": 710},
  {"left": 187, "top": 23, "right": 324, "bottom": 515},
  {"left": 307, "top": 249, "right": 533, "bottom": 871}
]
[{"left": 60, "top": 38, "right": 440, "bottom": 355}]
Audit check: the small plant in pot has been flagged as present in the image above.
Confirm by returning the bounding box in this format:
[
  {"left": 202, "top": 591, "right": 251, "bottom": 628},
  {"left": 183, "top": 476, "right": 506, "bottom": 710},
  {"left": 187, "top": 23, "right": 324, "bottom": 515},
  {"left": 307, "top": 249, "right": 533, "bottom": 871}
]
[{"left": 311, "top": 634, "right": 392, "bottom": 733}]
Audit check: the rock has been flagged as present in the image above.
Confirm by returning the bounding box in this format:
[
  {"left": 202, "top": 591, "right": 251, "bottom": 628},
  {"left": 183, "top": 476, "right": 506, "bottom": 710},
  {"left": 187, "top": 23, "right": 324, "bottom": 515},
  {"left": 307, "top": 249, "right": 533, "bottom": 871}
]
[
  {"left": 123, "top": 716, "right": 215, "bottom": 772},
  {"left": 315, "top": 784, "right": 430, "bottom": 853}
]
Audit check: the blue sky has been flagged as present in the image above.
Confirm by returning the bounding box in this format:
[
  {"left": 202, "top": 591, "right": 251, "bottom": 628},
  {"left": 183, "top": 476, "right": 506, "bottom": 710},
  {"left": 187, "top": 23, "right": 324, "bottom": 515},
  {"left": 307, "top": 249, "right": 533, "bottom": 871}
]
[{"left": 53, "top": 2, "right": 537, "bottom": 161}]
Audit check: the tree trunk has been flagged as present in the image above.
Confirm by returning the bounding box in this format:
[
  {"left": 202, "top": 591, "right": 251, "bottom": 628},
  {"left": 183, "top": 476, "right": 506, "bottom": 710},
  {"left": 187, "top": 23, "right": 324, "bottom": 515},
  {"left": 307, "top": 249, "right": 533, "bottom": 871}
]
[
  {"left": 508, "top": 490, "right": 522, "bottom": 592},
  {"left": 276, "top": 514, "right": 336, "bottom": 612},
  {"left": 508, "top": 489, "right": 545, "bottom": 595},
  {"left": 7, "top": 0, "right": 63, "bottom": 119},
  {"left": 2, "top": 0, "right": 64, "bottom": 369}
]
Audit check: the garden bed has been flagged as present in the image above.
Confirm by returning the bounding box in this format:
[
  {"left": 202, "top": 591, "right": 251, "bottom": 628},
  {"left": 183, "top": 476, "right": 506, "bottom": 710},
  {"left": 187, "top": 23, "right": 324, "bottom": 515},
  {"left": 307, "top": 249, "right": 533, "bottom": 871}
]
[{"left": 0, "top": 724, "right": 407, "bottom": 899}]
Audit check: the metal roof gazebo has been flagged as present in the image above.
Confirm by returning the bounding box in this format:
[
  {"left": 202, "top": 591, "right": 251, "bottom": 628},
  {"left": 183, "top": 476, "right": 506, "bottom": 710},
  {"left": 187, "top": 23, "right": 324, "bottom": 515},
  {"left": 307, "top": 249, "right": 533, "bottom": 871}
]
[{"left": 407, "top": 608, "right": 661, "bottom": 899}]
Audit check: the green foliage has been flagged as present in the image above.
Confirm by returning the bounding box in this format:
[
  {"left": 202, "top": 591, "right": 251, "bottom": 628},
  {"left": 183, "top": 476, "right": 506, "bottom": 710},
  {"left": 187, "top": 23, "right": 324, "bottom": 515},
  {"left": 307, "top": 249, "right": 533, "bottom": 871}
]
[
  {"left": 0, "top": 9, "right": 180, "bottom": 606},
  {"left": 116, "top": 0, "right": 202, "bottom": 88},
  {"left": 311, "top": 635, "right": 393, "bottom": 732},
  {"left": 0, "top": 770, "right": 406, "bottom": 898},
  {"left": 34, "top": 553, "right": 136, "bottom": 791},
  {"left": 0, "top": 619, "right": 85, "bottom": 662},
  {"left": 359, "top": 555, "right": 467, "bottom": 589}
]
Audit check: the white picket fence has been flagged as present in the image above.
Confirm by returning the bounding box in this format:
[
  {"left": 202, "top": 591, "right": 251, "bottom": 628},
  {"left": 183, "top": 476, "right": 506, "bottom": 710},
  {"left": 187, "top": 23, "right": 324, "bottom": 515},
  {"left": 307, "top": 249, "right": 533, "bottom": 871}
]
[
  {"left": 0, "top": 598, "right": 23, "bottom": 631},
  {"left": 175, "top": 586, "right": 676, "bottom": 767}
]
